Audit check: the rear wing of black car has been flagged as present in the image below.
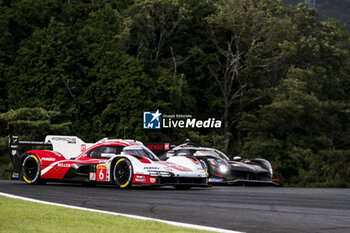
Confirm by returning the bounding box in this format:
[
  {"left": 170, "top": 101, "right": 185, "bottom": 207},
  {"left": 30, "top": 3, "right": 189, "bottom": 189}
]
[{"left": 8, "top": 135, "right": 52, "bottom": 179}]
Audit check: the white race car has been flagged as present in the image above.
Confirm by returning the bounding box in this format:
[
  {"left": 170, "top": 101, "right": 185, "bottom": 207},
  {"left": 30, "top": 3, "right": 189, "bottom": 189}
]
[{"left": 9, "top": 136, "right": 208, "bottom": 189}]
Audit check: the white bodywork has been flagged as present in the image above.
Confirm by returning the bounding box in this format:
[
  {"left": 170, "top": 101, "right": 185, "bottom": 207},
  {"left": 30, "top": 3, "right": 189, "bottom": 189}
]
[
  {"left": 102, "top": 146, "right": 207, "bottom": 182},
  {"left": 45, "top": 135, "right": 93, "bottom": 159},
  {"left": 42, "top": 136, "right": 207, "bottom": 183}
]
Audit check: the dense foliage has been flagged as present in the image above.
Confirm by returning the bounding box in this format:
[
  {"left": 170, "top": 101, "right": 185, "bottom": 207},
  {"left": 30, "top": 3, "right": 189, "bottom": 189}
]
[
  {"left": 0, "top": 0, "right": 349, "bottom": 187},
  {"left": 283, "top": 0, "right": 350, "bottom": 31}
]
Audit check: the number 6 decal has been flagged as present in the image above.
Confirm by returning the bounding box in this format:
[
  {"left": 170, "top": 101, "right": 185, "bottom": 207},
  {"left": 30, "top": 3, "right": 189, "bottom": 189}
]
[
  {"left": 96, "top": 165, "right": 107, "bottom": 181},
  {"left": 99, "top": 170, "right": 104, "bottom": 180}
]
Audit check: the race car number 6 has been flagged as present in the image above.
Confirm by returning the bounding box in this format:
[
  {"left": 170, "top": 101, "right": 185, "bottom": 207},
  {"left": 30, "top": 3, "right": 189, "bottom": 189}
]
[{"left": 99, "top": 170, "right": 104, "bottom": 180}]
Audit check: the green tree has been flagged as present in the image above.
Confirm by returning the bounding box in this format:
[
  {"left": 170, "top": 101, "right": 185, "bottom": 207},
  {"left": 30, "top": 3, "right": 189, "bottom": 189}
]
[
  {"left": 0, "top": 107, "right": 71, "bottom": 140},
  {"left": 78, "top": 4, "right": 152, "bottom": 141},
  {"left": 205, "top": 0, "right": 295, "bottom": 152},
  {"left": 7, "top": 18, "right": 85, "bottom": 115},
  {"left": 240, "top": 66, "right": 350, "bottom": 186},
  {"left": 126, "top": 0, "right": 189, "bottom": 63}
]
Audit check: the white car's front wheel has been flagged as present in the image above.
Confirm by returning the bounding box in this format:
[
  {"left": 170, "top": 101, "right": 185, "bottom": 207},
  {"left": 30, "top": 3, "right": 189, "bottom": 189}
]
[{"left": 113, "top": 158, "right": 133, "bottom": 188}]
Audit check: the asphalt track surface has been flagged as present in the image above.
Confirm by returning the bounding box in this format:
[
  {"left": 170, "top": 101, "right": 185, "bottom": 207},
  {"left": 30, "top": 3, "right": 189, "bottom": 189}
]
[{"left": 1, "top": 180, "right": 350, "bottom": 233}]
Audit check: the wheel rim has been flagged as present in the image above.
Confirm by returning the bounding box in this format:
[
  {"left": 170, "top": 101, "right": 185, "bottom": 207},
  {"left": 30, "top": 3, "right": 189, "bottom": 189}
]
[
  {"left": 114, "top": 159, "right": 132, "bottom": 187},
  {"left": 23, "top": 155, "right": 39, "bottom": 183}
]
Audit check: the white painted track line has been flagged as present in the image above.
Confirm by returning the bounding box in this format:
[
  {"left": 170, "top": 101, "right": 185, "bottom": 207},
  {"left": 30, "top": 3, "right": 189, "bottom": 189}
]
[{"left": 0, "top": 192, "right": 244, "bottom": 233}]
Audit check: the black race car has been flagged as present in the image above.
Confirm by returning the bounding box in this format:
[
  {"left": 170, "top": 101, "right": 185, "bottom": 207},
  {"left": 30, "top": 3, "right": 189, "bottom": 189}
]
[{"left": 160, "top": 140, "right": 279, "bottom": 186}]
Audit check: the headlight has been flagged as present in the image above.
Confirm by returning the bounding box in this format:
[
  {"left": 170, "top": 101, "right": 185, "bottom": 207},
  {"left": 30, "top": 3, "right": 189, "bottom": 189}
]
[
  {"left": 219, "top": 165, "right": 229, "bottom": 173},
  {"left": 149, "top": 171, "right": 159, "bottom": 176},
  {"left": 149, "top": 171, "right": 172, "bottom": 177},
  {"left": 261, "top": 160, "right": 272, "bottom": 174},
  {"left": 200, "top": 172, "right": 207, "bottom": 177},
  {"left": 160, "top": 171, "right": 171, "bottom": 177}
]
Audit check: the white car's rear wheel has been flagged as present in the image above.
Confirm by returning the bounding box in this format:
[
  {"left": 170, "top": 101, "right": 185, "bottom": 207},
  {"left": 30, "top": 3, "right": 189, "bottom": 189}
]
[{"left": 22, "top": 154, "right": 41, "bottom": 184}]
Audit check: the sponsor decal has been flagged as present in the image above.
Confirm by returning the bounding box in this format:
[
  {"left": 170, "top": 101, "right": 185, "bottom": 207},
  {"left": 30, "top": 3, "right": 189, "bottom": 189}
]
[
  {"left": 12, "top": 173, "right": 19, "bottom": 179},
  {"left": 208, "top": 178, "right": 223, "bottom": 182},
  {"left": 58, "top": 163, "right": 71, "bottom": 168},
  {"left": 147, "top": 144, "right": 163, "bottom": 150},
  {"left": 143, "top": 110, "right": 162, "bottom": 129},
  {"left": 81, "top": 144, "right": 86, "bottom": 152},
  {"left": 97, "top": 165, "right": 107, "bottom": 181},
  {"left": 164, "top": 143, "right": 170, "bottom": 150},
  {"left": 144, "top": 167, "right": 160, "bottom": 170},
  {"left": 150, "top": 178, "right": 156, "bottom": 183},
  {"left": 135, "top": 178, "right": 146, "bottom": 182},
  {"left": 42, "top": 158, "right": 56, "bottom": 161},
  {"left": 143, "top": 110, "right": 221, "bottom": 129},
  {"left": 89, "top": 172, "right": 96, "bottom": 181},
  {"left": 97, "top": 165, "right": 107, "bottom": 169},
  {"left": 11, "top": 150, "right": 17, "bottom": 156},
  {"left": 51, "top": 137, "right": 76, "bottom": 144}
]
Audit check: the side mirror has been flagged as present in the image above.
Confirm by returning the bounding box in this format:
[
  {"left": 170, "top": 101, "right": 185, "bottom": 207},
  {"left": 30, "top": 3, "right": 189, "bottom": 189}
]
[{"left": 233, "top": 156, "right": 241, "bottom": 161}]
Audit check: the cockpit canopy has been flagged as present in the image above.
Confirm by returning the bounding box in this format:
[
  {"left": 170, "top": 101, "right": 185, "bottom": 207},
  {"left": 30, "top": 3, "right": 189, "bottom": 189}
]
[
  {"left": 121, "top": 145, "right": 160, "bottom": 161},
  {"left": 85, "top": 145, "right": 160, "bottom": 161},
  {"left": 168, "top": 148, "right": 229, "bottom": 161}
]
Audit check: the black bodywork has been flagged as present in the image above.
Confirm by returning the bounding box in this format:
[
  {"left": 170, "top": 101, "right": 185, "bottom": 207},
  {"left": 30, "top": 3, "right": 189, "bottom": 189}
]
[{"left": 161, "top": 143, "right": 278, "bottom": 186}]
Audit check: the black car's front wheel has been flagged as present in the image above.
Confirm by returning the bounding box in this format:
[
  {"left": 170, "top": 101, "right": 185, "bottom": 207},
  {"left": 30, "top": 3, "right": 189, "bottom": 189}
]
[
  {"left": 113, "top": 158, "right": 133, "bottom": 188},
  {"left": 22, "top": 154, "right": 41, "bottom": 184}
]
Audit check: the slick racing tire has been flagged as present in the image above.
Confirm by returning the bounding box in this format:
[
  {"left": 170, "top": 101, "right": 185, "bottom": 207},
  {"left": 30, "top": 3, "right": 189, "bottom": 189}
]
[
  {"left": 22, "top": 154, "right": 41, "bottom": 184},
  {"left": 113, "top": 158, "right": 133, "bottom": 188}
]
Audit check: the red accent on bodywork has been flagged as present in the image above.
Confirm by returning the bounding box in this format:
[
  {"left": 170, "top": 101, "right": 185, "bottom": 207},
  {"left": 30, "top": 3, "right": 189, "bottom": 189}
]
[
  {"left": 27, "top": 150, "right": 65, "bottom": 166},
  {"left": 185, "top": 156, "right": 200, "bottom": 165},
  {"left": 40, "top": 161, "right": 72, "bottom": 179},
  {"left": 132, "top": 174, "right": 155, "bottom": 184},
  {"left": 156, "top": 161, "right": 192, "bottom": 172},
  {"left": 75, "top": 140, "right": 143, "bottom": 160},
  {"left": 273, "top": 178, "right": 280, "bottom": 182},
  {"left": 215, "top": 174, "right": 224, "bottom": 178},
  {"left": 137, "top": 156, "right": 151, "bottom": 164}
]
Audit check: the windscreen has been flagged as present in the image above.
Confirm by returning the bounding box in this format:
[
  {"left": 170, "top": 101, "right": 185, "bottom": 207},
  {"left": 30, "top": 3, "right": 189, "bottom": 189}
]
[
  {"left": 122, "top": 146, "right": 160, "bottom": 161},
  {"left": 175, "top": 148, "right": 229, "bottom": 161}
]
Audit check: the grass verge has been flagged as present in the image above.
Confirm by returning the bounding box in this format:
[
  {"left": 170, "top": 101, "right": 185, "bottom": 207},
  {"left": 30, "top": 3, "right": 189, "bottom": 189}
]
[{"left": 0, "top": 195, "right": 212, "bottom": 233}]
